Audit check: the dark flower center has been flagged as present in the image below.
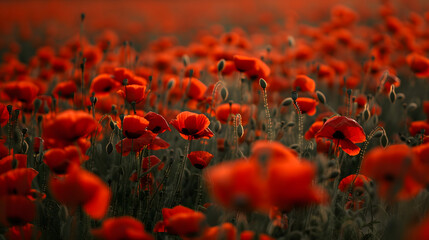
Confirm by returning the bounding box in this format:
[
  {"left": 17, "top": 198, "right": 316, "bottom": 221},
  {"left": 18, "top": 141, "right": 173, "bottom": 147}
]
[
  {"left": 333, "top": 130, "right": 346, "bottom": 139},
  {"left": 383, "top": 174, "right": 396, "bottom": 182},
  {"left": 152, "top": 126, "right": 161, "bottom": 133},
  {"left": 182, "top": 128, "right": 198, "bottom": 135}
]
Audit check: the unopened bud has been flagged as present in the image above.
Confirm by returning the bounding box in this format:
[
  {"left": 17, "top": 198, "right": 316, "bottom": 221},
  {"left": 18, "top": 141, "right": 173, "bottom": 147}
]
[
  {"left": 407, "top": 103, "right": 418, "bottom": 112},
  {"left": 237, "top": 124, "right": 244, "bottom": 138},
  {"left": 220, "top": 87, "right": 228, "bottom": 101},
  {"left": 380, "top": 134, "right": 389, "bottom": 148},
  {"left": 106, "top": 142, "right": 113, "bottom": 154},
  {"left": 291, "top": 91, "right": 298, "bottom": 101},
  {"left": 316, "top": 91, "right": 326, "bottom": 104},
  {"left": 281, "top": 97, "right": 293, "bottom": 106},
  {"left": 123, "top": 79, "right": 128, "bottom": 86},
  {"left": 259, "top": 78, "right": 267, "bottom": 89},
  {"left": 167, "top": 79, "right": 175, "bottom": 90},
  {"left": 389, "top": 85, "right": 396, "bottom": 103},
  {"left": 217, "top": 59, "right": 225, "bottom": 72}
]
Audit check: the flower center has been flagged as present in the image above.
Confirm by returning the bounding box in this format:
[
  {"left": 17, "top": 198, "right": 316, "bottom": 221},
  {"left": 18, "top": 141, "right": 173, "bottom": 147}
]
[{"left": 333, "top": 130, "right": 346, "bottom": 139}]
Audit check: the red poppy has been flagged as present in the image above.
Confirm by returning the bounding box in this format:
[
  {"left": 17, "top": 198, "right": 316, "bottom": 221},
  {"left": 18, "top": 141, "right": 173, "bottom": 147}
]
[
  {"left": 293, "top": 75, "right": 316, "bottom": 92},
  {"left": 50, "top": 164, "right": 111, "bottom": 219},
  {"left": 305, "top": 121, "right": 324, "bottom": 140},
  {"left": 51, "top": 58, "right": 72, "bottom": 74},
  {"left": 90, "top": 74, "right": 121, "bottom": 96},
  {"left": 295, "top": 97, "right": 318, "bottom": 116},
  {"left": 82, "top": 45, "right": 103, "bottom": 68},
  {"left": 411, "top": 143, "right": 429, "bottom": 184},
  {"left": 144, "top": 112, "right": 171, "bottom": 134},
  {"left": 113, "top": 67, "right": 135, "bottom": 84},
  {"left": 199, "top": 223, "right": 236, "bottom": 240},
  {"left": 0, "top": 154, "right": 27, "bottom": 175},
  {"left": 173, "top": 77, "right": 207, "bottom": 100},
  {"left": 406, "top": 53, "right": 429, "bottom": 78},
  {"left": 250, "top": 140, "right": 298, "bottom": 164},
  {"left": 148, "top": 136, "right": 170, "bottom": 150},
  {"left": 0, "top": 195, "right": 36, "bottom": 226},
  {"left": 409, "top": 121, "right": 429, "bottom": 136},
  {"left": 338, "top": 174, "right": 371, "bottom": 193},
  {"left": 215, "top": 103, "right": 252, "bottom": 125},
  {"left": 0, "top": 103, "right": 9, "bottom": 127},
  {"left": 122, "top": 115, "right": 149, "bottom": 139},
  {"left": 43, "top": 110, "right": 97, "bottom": 145},
  {"left": 204, "top": 159, "right": 266, "bottom": 210},
  {"left": 0, "top": 168, "right": 38, "bottom": 197},
  {"left": 232, "top": 55, "right": 270, "bottom": 79},
  {"left": 5, "top": 223, "right": 41, "bottom": 240},
  {"left": 240, "top": 231, "right": 274, "bottom": 240},
  {"left": 92, "top": 217, "right": 154, "bottom": 240},
  {"left": 117, "top": 84, "right": 148, "bottom": 104},
  {"left": 170, "top": 111, "right": 214, "bottom": 140},
  {"left": 267, "top": 160, "right": 328, "bottom": 211},
  {"left": 3, "top": 81, "right": 39, "bottom": 104},
  {"left": 361, "top": 144, "right": 423, "bottom": 201},
  {"left": 44, "top": 146, "right": 86, "bottom": 174},
  {"left": 116, "top": 131, "right": 157, "bottom": 156},
  {"left": 315, "top": 116, "right": 366, "bottom": 156},
  {"left": 188, "top": 151, "right": 214, "bottom": 169},
  {"left": 160, "top": 205, "right": 207, "bottom": 237},
  {"left": 53, "top": 81, "right": 77, "bottom": 99}
]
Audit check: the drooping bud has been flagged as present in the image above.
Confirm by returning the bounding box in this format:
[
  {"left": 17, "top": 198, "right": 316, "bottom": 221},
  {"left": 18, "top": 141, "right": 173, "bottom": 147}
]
[
  {"left": 389, "top": 85, "right": 396, "bottom": 103},
  {"left": 288, "top": 36, "right": 295, "bottom": 48},
  {"left": 363, "top": 106, "right": 370, "bottom": 121},
  {"left": 220, "top": 87, "right": 228, "bottom": 101},
  {"left": 380, "top": 133, "right": 389, "bottom": 148},
  {"left": 316, "top": 91, "right": 326, "bottom": 104},
  {"left": 259, "top": 78, "right": 267, "bottom": 90},
  {"left": 217, "top": 59, "right": 225, "bottom": 72},
  {"left": 237, "top": 124, "right": 244, "bottom": 138},
  {"left": 291, "top": 91, "right": 298, "bottom": 102},
  {"left": 407, "top": 103, "right": 418, "bottom": 112},
  {"left": 281, "top": 97, "right": 293, "bottom": 106},
  {"left": 182, "top": 55, "right": 190, "bottom": 67},
  {"left": 106, "top": 142, "right": 113, "bottom": 154}
]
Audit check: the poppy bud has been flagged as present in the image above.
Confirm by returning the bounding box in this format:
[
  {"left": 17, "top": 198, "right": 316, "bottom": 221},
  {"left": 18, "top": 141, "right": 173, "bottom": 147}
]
[
  {"left": 328, "top": 171, "right": 340, "bottom": 179},
  {"left": 109, "top": 121, "right": 115, "bottom": 130},
  {"left": 167, "top": 79, "right": 175, "bottom": 90},
  {"left": 397, "top": 93, "right": 405, "bottom": 101},
  {"left": 291, "top": 91, "right": 298, "bottom": 101},
  {"left": 182, "top": 55, "right": 190, "bottom": 67},
  {"left": 217, "top": 59, "right": 225, "bottom": 72},
  {"left": 220, "top": 87, "right": 228, "bottom": 101},
  {"left": 214, "top": 120, "right": 222, "bottom": 132},
  {"left": 21, "top": 141, "right": 29, "bottom": 154},
  {"left": 380, "top": 134, "right": 389, "bottom": 148},
  {"left": 281, "top": 98, "right": 293, "bottom": 106},
  {"left": 316, "top": 91, "right": 326, "bottom": 104},
  {"left": 363, "top": 106, "right": 370, "bottom": 121},
  {"left": 122, "top": 78, "right": 128, "bottom": 86},
  {"left": 37, "top": 115, "right": 43, "bottom": 125},
  {"left": 347, "top": 89, "right": 352, "bottom": 97},
  {"left": 22, "top": 128, "right": 28, "bottom": 135},
  {"left": 389, "top": 85, "right": 396, "bottom": 103},
  {"left": 407, "top": 103, "right": 417, "bottom": 112},
  {"left": 259, "top": 78, "right": 267, "bottom": 89},
  {"left": 34, "top": 98, "right": 42, "bottom": 112},
  {"left": 189, "top": 69, "right": 194, "bottom": 78},
  {"left": 13, "top": 109, "right": 20, "bottom": 120},
  {"left": 286, "top": 122, "right": 295, "bottom": 128},
  {"left": 288, "top": 36, "right": 295, "bottom": 48},
  {"left": 90, "top": 96, "right": 97, "bottom": 105},
  {"left": 106, "top": 142, "right": 113, "bottom": 154},
  {"left": 81, "top": 13, "right": 85, "bottom": 21},
  {"left": 373, "top": 131, "right": 383, "bottom": 138},
  {"left": 119, "top": 114, "right": 125, "bottom": 123},
  {"left": 237, "top": 124, "right": 244, "bottom": 138}
]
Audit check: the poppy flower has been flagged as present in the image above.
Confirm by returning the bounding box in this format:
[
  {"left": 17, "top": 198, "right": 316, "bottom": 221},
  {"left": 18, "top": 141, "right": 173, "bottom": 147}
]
[
  {"left": 44, "top": 146, "right": 86, "bottom": 174},
  {"left": 411, "top": 143, "right": 429, "bottom": 184},
  {"left": 5, "top": 223, "right": 41, "bottom": 240},
  {"left": 267, "top": 160, "right": 328, "bottom": 211},
  {"left": 305, "top": 121, "right": 324, "bottom": 140},
  {"left": 49, "top": 164, "right": 111, "bottom": 219},
  {"left": 51, "top": 58, "right": 72, "bottom": 74},
  {"left": 0, "top": 104, "right": 9, "bottom": 127},
  {"left": 42, "top": 110, "right": 97, "bottom": 145},
  {"left": 113, "top": 67, "right": 135, "bottom": 84},
  {"left": 0, "top": 154, "right": 27, "bottom": 175},
  {"left": 170, "top": 111, "right": 214, "bottom": 140},
  {"left": 199, "top": 222, "right": 236, "bottom": 240},
  {"left": 204, "top": 159, "right": 266, "bottom": 211},
  {"left": 188, "top": 151, "right": 214, "bottom": 169},
  {"left": 82, "top": 45, "right": 103, "bottom": 68},
  {"left": 409, "top": 121, "right": 429, "bottom": 136},
  {"left": 144, "top": 112, "right": 171, "bottom": 134},
  {"left": 122, "top": 115, "right": 149, "bottom": 139},
  {"left": 250, "top": 140, "right": 298, "bottom": 164},
  {"left": 92, "top": 217, "right": 153, "bottom": 240},
  {"left": 3, "top": 81, "right": 39, "bottom": 104},
  {"left": 295, "top": 97, "right": 318, "bottom": 116},
  {"left": 53, "top": 81, "right": 77, "bottom": 99},
  {"left": 240, "top": 231, "right": 274, "bottom": 240},
  {"left": 406, "top": 53, "right": 429, "bottom": 78},
  {"left": 338, "top": 174, "right": 371, "bottom": 193},
  {"left": 0, "top": 168, "right": 38, "bottom": 197},
  {"left": 215, "top": 103, "right": 252, "bottom": 125},
  {"left": 116, "top": 131, "right": 157, "bottom": 156},
  {"left": 90, "top": 74, "right": 121, "bottom": 96},
  {"left": 170, "top": 77, "right": 207, "bottom": 100},
  {"left": 293, "top": 75, "right": 316, "bottom": 92},
  {"left": 0, "top": 195, "right": 36, "bottom": 226},
  {"left": 315, "top": 116, "right": 366, "bottom": 156},
  {"left": 361, "top": 144, "right": 423, "bottom": 201},
  {"left": 159, "top": 205, "right": 207, "bottom": 237},
  {"left": 232, "top": 55, "right": 270, "bottom": 79},
  {"left": 148, "top": 136, "right": 170, "bottom": 151},
  {"left": 117, "top": 84, "right": 148, "bottom": 104}
]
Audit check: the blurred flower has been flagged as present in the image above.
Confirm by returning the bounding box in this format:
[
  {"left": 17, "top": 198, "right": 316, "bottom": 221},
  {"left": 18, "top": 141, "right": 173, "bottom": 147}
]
[
  {"left": 92, "top": 216, "right": 153, "bottom": 240},
  {"left": 188, "top": 151, "right": 214, "bottom": 169}
]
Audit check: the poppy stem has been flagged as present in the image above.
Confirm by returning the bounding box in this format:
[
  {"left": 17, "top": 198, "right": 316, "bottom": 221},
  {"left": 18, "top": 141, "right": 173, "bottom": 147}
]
[
  {"left": 293, "top": 100, "right": 304, "bottom": 155},
  {"left": 172, "top": 139, "right": 192, "bottom": 206},
  {"left": 262, "top": 88, "right": 273, "bottom": 140},
  {"left": 194, "top": 173, "right": 203, "bottom": 210}
]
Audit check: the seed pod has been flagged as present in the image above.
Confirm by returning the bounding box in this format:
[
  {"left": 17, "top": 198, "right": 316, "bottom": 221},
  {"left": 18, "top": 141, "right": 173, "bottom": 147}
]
[
  {"left": 90, "top": 96, "right": 97, "bottom": 105},
  {"left": 237, "top": 124, "right": 244, "bottom": 138},
  {"left": 316, "top": 91, "right": 326, "bottom": 104},
  {"left": 106, "top": 142, "right": 113, "bottom": 154},
  {"left": 397, "top": 93, "right": 405, "bottom": 101},
  {"left": 217, "top": 59, "right": 225, "bottom": 72},
  {"left": 291, "top": 91, "right": 298, "bottom": 101},
  {"left": 288, "top": 36, "right": 295, "bottom": 48},
  {"left": 389, "top": 85, "right": 396, "bottom": 103},
  {"left": 119, "top": 114, "right": 125, "bottom": 123},
  {"left": 109, "top": 121, "right": 115, "bottom": 130},
  {"left": 259, "top": 78, "right": 267, "bottom": 90},
  {"left": 347, "top": 89, "right": 352, "bottom": 97},
  {"left": 281, "top": 98, "right": 293, "bottom": 106},
  {"left": 220, "top": 87, "right": 228, "bottom": 101},
  {"left": 380, "top": 134, "right": 389, "bottom": 148},
  {"left": 407, "top": 103, "right": 418, "bottom": 112}
]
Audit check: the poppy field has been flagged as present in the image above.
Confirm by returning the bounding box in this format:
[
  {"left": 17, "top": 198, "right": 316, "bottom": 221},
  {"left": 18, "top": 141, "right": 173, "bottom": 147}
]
[{"left": 1, "top": 0, "right": 429, "bottom": 239}]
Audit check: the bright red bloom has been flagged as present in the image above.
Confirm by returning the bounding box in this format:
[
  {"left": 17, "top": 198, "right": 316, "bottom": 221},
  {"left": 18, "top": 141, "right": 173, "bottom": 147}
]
[
  {"left": 90, "top": 74, "right": 121, "bottom": 96},
  {"left": 92, "top": 217, "right": 154, "bottom": 240},
  {"left": 199, "top": 223, "right": 236, "bottom": 240},
  {"left": 117, "top": 84, "right": 148, "bottom": 104},
  {"left": 144, "top": 112, "right": 171, "bottom": 134},
  {"left": 53, "top": 81, "right": 77, "bottom": 99},
  {"left": 240, "top": 231, "right": 274, "bottom": 240},
  {"left": 43, "top": 110, "right": 97, "bottom": 145},
  {"left": 44, "top": 146, "right": 86, "bottom": 174},
  {"left": 315, "top": 116, "right": 366, "bottom": 156},
  {"left": 170, "top": 111, "right": 214, "bottom": 140},
  {"left": 122, "top": 115, "right": 149, "bottom": 139},
  {"left": 361, "top": 144, "right": 423, "bottom": 201},
  {"left": 0, "top": 103, "right": 9, "bottom": 127},
  {"left": 5, "top": 224, "right": 41, "bottom": 240},
  {"left": 50, "top": 164, "right": 111, "bottom": 219},
  {"left": 407, "top": 215, "right": 429, "bottom": 240},
  {"left": 411, "top": 143, "right": 429, "bottom": 185},
  {"left": 3, "top": 81, "right": 39, "bottom": 104},
  {"left": 406, "top": 53, "right": 429, "bottom": 78},
  {"left": 305, "top": 121, "right": 324, "bottom": 140},
  {"left": 188, "top": 151, "right": 214, "bottom": 169},
  {"left": 338, "top": 174, "right": 371, "bottom": 193},
  {"left": 250, "top": 140, "right": 298, "bottom": 164},
  {"left": 0, "top": 195, "right": 35, "bottom": 226},
  {"left": 215, "top": 103, "right": 252, "bottom": 125},
  {"left": 0, "top": 168, "right": 38, "bottom": 197},
  {"left": 232, "top": 55, "right": 270, "bottom": 79},
  {"left": 295, "top": 97, "right": 318, "bottom": 116},
  {"left": 0, "top": 154, "right": 27, "bottom": 175},
  {"left": 409, "top": 121, "right": 429, "bottom": 136},
  {"left": 293, "top": 75, "right": 316, "bottom": 92},
  {"left": 158, "top": 205, "right": 207, "bottom": 237}
]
